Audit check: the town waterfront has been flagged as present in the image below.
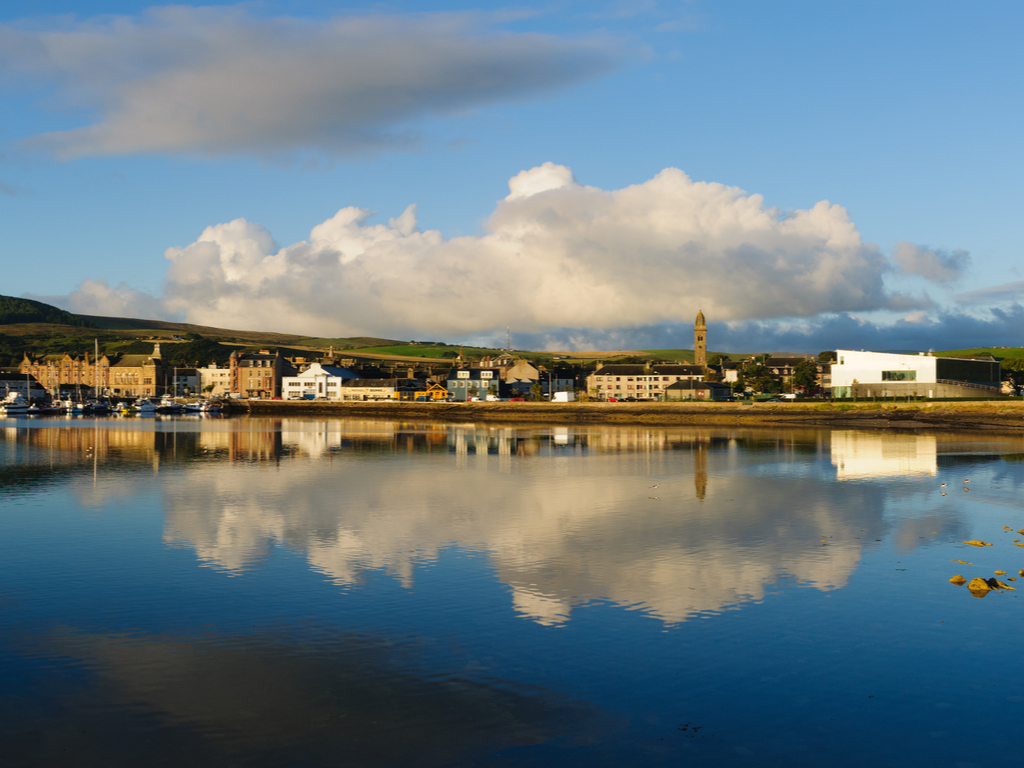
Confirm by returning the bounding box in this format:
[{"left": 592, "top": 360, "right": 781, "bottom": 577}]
[{"left": 3, "top": 415, "right": 1024, "bottom": 767}]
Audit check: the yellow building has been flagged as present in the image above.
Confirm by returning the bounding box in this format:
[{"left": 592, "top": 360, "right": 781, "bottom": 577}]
[{"left": 21, "top": 344, "right": 169, "bottom": 397}]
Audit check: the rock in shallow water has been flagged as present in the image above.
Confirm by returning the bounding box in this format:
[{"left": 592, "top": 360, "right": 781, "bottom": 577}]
[{"left": 967, "top": 577, "right": 992, "bottom": 598}]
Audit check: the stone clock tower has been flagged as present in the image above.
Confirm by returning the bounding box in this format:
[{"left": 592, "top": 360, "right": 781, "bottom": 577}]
[{"left": 694, "top": 310, "right": 707, "bottom": 366}]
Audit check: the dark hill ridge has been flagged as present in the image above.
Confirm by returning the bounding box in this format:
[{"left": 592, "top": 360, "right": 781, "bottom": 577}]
[
  {"left": 79, "top": 314, "right": 310, "bottom": 344},
  {"left": 75, "top": 314, "right": 400, "bottom": 348},
  {"left": 0, "top": 295, "right": 401, "bottom": 348},
  {"left": 0, "top": 295, "right": 93, "bottom": 328}
]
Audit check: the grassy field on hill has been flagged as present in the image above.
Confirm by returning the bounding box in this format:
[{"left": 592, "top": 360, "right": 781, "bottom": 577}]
[
  {"left": 355, "top": 344, "right": 509, "bottom": 359},
  {"left": 296, "top": 336, "right": 406, "bottom": 350},
  {"left": 937, "top": 347, "right": 1024, "bottom": 360}
]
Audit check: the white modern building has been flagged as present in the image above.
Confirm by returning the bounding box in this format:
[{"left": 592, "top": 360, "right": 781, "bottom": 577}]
[
  {"left": 830, "top": 350, "right": 1001, "bottom": 398},
  {"left": 282, "top": 362, "right": 360, "bottom": 400}
]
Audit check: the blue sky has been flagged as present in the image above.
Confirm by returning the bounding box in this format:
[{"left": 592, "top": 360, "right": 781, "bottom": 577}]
[{"left": 2, "top": 1, "right": 1022, "bottom": 352}]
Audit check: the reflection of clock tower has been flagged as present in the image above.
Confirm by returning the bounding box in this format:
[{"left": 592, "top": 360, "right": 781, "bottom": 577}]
[
  {"left": 694, "top": 440, "right": 707, "bottom": 502},
  {"left": 694, "top": 310, "right": 707, "bottom": 366}
]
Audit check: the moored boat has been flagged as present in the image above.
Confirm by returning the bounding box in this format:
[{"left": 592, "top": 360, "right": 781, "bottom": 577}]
[
  {"left": 134, "top": 398, "right": 159, "bottom": 415},
  {"left": 158, "top": 395, "right": 183, "bottom": 413},
  {"left": 0, "top": 392, "right": 29, "bottom": 415}
]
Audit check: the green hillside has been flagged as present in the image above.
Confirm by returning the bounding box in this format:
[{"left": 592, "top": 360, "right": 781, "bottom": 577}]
[{"left": 0, "top": 295, "right": 93, "bottom": 327}]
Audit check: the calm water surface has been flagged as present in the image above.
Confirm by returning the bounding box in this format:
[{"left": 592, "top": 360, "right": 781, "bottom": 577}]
[{"left": 2, "top": 416, "right": 1024, "bottom": 767}]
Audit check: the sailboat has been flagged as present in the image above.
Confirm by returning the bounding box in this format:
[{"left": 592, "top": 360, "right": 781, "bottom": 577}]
[{"left": 85, "top": 340, "right": 111, "bottom": 413}]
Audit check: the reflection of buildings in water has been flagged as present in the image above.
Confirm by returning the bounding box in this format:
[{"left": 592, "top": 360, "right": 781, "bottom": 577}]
[
  {"left": 1, "top": 422, "right": 158, "bottom": 466},
  {"left": 831, "top": 431, "right": 938, "bottom": 480},
  {"left": 277, "top": 419, "right": 448, "bottom": 460},
  {"left": 162, "top": 439, "right": 885, "bottom": 627},
  {"left": 3, "top": 421, "right": 906, "bottom": 627}
]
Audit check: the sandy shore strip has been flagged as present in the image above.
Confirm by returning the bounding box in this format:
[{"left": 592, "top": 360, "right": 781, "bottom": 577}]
[{"left": 234, "top": 399, "right": 1024, "bottom": 432}]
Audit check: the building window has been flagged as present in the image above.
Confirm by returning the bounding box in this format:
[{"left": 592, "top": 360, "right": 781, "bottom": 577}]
[{"left": 882, "top": 370, "right": 917, "bottom": 381}]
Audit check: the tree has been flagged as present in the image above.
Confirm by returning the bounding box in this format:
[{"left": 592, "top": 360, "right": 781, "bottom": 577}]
[
  {"left": 732, "top": 371, "right": 746, "bottom": 394},
  {"left": 743, "top": 364, "right": 780, "bottom": 394},
  {"left": 1002, "top": 358, "right": 1024, "bottom": 395},
  {"left": 488, "top": 385, "right": 498, "bottom": 399},
  {"left": 708, "top": 354, "right": 727, "bottom": 366},
  {"left": 468, "top": 385, "right": 479, "bottom": 400},
  {"left": 703, "top": 367, "right": 722, "bottom": 383},
  {"left": 818, "top": 350, "right": 837, "bottom": 363},
  {"left": 530, "top": 383, "right": 543, "bottom": 400},
  {"left": 792, "top": 360, "right": 819, "bottom": 392}
]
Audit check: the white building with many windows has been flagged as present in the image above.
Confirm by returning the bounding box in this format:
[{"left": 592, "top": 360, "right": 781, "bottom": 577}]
[
  {"left": 282, "top": 362, "right": 361, "bottom": 400},
  {"left": 586, "top": 364, "right": 705, "bottom": 400}
]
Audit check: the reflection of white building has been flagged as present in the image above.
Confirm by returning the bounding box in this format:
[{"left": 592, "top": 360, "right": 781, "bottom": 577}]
[
  {"left": 831, "top": 430, "right": 937, "bottom": 479},
  {"left": 830, "top": 349, "right": 1001, "bottom": 398}
]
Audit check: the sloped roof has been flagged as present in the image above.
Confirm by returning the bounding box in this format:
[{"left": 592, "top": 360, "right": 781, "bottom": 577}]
[
  {"left": 111, "top": 355, "right": 159, "bottom": 368},
  {"left": 444, "top": 368, "right": 501, "bottom": 380},
  {"left": 665, "top": 379, "right": 731, "bottom": 390},
  {"left": 593, "top": 364, "right": 705, "bottom": 376}
]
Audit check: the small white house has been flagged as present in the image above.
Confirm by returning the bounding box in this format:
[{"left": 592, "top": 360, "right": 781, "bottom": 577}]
[
  {"left": 830, "top": 350, "right": 1001, "bottom": 398},
  {"left": 282, "top": 362, "right": 361, "bottom": 400}
]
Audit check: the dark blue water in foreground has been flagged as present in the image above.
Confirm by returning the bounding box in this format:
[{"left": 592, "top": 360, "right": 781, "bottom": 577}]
[{"left": 2, "top": 416, "right": 1024, "bottom": 767}]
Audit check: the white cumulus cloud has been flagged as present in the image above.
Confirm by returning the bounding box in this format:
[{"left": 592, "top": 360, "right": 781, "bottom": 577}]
[
  {"left": 0, "top": 8, "right": 625, "bottom": 159},
  {"left": 62, "top": 163, "right": 923, "bottom": 339}
]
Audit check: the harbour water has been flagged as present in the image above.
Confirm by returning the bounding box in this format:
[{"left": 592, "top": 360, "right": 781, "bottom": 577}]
[{"left": 2, "top": 416, "right": 1024, "bottom": 767}]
